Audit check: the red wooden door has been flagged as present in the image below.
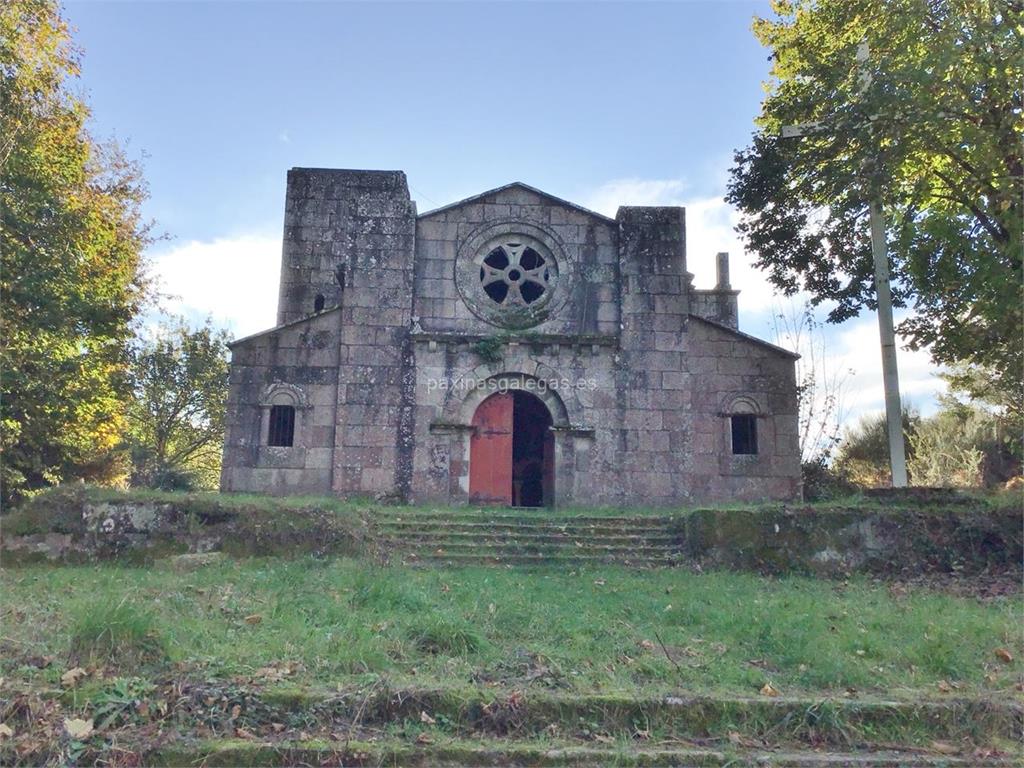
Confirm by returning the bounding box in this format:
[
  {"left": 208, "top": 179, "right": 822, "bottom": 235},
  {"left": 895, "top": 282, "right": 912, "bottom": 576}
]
[{"left": 469, "top": 392, "right": 513, "bottom": 504}]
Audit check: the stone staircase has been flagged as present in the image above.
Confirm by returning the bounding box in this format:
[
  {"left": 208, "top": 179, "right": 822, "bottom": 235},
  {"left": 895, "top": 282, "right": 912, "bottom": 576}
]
[{"left": 372, "top": 509, "right": 685, "bottom": 567}]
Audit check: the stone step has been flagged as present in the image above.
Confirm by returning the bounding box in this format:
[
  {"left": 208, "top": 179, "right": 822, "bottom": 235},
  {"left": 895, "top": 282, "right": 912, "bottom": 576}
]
[
  {"left": 373, "top": 512, "right": 678, "bottom": 526},
  {"left": 374, "top": 519, "right": 675, "bottom": 536},
  {"left": 385, "top": 538, "right": 683, "bottom": 556},
  {"left": 152, "top": 740, "right": 1017, "bottom": 767},
  {"left": 376, "top": 530, "right": 679, "bottom": 546},
  {"left": 400, "top": 551, "right": 683, "bottom": 568}
]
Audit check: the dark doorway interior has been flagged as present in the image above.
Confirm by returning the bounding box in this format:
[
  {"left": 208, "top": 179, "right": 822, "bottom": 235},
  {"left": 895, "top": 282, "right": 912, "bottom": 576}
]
[{"left": 511, "top": 391, "right": 554, "bottom": 507}]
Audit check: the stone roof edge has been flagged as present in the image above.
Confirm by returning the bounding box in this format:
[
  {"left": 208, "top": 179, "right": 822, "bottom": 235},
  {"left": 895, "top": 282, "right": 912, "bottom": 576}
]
[
  {"left": 416, "top": 182, "right": 617, "bottom": 225},
  {"left": 688, "top": 314, "right": 800, "bottom": 360},
  {"left": 227, "top": 306, "right": 343, "bottom": 348}
]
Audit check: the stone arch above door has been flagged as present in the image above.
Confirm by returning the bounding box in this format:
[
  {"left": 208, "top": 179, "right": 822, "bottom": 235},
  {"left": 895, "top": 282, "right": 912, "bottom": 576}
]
[{"left": 439, "top": 361, "right": 587, "bottom": 429}]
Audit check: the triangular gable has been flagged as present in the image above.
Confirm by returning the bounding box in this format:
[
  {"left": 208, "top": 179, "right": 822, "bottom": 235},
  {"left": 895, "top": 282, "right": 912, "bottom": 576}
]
[
  {"left": 688, "top": 314, "right": 800, "bottom": 360},
  {"left": 228, "top": 306, "right": 342, "bottom": 349},
  {"left": 418, "top": 182, "right": 616, "bottom": 224}
]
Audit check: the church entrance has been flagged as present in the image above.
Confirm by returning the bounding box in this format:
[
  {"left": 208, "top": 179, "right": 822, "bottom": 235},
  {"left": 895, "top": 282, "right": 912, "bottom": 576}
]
[{"left": 469, "top": 390, "right": 554, "bottom": 507}]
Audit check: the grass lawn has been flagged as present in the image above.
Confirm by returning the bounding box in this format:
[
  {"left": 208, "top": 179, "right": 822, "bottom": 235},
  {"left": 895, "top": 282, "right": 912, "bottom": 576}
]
[{"left": 2, "top": 559, "right": 1019, "bottom": 699}]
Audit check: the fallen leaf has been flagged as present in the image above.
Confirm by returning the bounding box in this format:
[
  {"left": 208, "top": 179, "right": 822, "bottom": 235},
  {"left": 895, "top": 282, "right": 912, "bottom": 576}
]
[
  {"left": 994, "top": 648, "right": 1013, "bottom": 664},
  {"left": 440, "top": 583, "right": 450, "bottom": 593},
  {"left": 230, "top": 704, "right": 242, "bottom": 719},
  {"left": 937, "top": 680, "right": 953, "bottom": 693},
  {"left": 593, "top": 734, "right": 614, "bottom": 744},
  {"left": 420, "top": 711, "right": 436, "bottom": 725},
  {"left": 63, "top": 718, "right": 94, "bottom": 739},
  {"left": 244, "top": 614, "right": 262, "bottom": 625},
  {"left": 415, "top": 732, "right": 433, "bottom": 745},
  {"left": 271, "top": 722, "right": 285, "bottom": 733},
  {"left": 929, "top": 741, "right": 959, "bottom": 755},
  {"left": 759, "top": 683, "right": 780, "bottom": 697},
  {"left": 60, "top": 668, "right": 87, "bottom": 688},
  {"left": 0, "top": 724, "right": 12, "bottom": 740},
  {"left": 235, "top": 727, "right": 256, "bottom": 739},
  {"left": 639, "top": 639, "right": 655, "bottom": 651}
]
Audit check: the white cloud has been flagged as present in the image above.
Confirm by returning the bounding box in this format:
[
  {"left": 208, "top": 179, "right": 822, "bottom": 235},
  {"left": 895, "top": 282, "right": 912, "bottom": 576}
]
[
  {"left": 578, "top": 178, "right": 780, "bottom": 313},
  {"left": 828, "top": 318, "right": 947, "bottom": 425},
  {"left": 580, "top": 178, "right": 689, "bottom": 216},
  {"left": 147, "top": 233, "right": 280, "bottom": 339}
]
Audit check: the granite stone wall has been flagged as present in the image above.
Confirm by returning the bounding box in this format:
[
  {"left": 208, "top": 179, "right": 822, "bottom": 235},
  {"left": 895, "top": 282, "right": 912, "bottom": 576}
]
[
  {"left": 222, "top": 169, "right": 802, "bottom": 505},
  {"left": 221, "top": 308, "right": 341, "bottom": 494}
]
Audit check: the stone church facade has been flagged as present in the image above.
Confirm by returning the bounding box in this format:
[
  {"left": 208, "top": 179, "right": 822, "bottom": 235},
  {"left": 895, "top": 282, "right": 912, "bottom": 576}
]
[{"left": 221, "top": 168, "right": 801, "bottom": 506}]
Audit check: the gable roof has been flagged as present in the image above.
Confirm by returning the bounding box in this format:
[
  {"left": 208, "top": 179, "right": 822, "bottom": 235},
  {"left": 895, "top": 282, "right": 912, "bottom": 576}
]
[
  {"left": 417, "top": 181, "right": 617, "bottom": 225},
  {"left": 688, "top": 314, "right": 800, "bottom": 360}
]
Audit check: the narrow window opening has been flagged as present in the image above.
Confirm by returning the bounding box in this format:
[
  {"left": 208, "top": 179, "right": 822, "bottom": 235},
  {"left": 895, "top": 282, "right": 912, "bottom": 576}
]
[
  {"left": 268, "top": 405, "right": 296, "bottom": 447},
  {"left": 731, "top": 414, "right": 758, "bottom": 455},
  {"left": 313, "top": 294, "right": 325, "bottom": 312},
  {"left": 335, "top": 267, "right": 346, "bottom": 290}
]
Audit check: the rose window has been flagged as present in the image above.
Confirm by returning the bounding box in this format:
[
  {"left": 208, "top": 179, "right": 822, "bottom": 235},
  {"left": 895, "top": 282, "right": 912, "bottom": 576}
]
[{"left": 479, "top": 242, "right": 551, "bottom": 306}]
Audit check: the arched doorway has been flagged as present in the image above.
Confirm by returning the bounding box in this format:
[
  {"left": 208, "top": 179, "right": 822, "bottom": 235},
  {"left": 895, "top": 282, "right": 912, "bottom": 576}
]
[{"left": 469, "top": 390, "right": 554, "bottom": 507}]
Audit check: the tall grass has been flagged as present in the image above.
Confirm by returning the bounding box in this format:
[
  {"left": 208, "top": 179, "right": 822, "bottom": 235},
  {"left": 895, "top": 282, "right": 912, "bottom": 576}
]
[{"left": 69, "top": 597, "right": 166, "bottom": 665}]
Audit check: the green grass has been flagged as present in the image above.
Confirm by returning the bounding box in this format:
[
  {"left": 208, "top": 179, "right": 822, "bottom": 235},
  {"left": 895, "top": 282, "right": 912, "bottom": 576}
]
[{"left": 2, "top": 559, "right": 1019, "bottom": 698}]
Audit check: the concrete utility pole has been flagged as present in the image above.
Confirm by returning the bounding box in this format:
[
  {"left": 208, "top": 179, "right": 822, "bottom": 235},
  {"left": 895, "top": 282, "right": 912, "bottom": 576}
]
[{"left": 781, "top": 41, "right": 908, "bottom": 487}]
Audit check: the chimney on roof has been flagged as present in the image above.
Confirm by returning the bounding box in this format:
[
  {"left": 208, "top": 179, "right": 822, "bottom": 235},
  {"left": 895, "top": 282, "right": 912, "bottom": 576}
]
[{"left": 715, "top": 252, "right": 731, "bottom": 290}]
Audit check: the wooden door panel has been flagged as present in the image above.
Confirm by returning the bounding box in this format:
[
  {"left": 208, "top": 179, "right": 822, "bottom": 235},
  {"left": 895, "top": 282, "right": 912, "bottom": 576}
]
[{"left": 469, "top": 392, "right": 513, "bottom": 504}]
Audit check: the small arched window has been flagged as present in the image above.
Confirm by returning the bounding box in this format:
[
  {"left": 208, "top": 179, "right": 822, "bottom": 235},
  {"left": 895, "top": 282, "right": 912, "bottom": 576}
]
[
  {"left": 731, "top": 414, "right": 758, "bottom": 455},
  {"left": 268, "top": 405, "right": 296, "bottom": 447},
  {"left": 726, "top": 396, "right": 760, "bottom": 455}
]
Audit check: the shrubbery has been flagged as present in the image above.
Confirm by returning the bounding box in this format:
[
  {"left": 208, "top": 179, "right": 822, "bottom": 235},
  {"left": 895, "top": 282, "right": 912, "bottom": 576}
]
[{"left": 827, "top": 397, "right": 1020, "bottom": 492}]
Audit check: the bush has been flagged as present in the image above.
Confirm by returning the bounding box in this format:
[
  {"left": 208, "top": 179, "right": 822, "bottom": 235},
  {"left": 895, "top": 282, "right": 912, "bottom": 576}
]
[
  {"left": 833, "top": 408, "right": 919, "bottom": 488},
  {"left": 908, "top": 399, "right": 1019, "bottom": 487},
  {"left": 801, "top": 458, "right": 856, "bottom": 502}
]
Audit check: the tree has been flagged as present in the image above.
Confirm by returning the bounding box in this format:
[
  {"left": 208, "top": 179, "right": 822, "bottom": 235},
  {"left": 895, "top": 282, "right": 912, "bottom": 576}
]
[
  {"left": 125, "top": 321, "right": 231, "bottom": 491},
  {"left": 1, "top": 0, "right": 152, "bottom": 502},
  {"left": 770, "top": 301, "right": 850, "bottom": 464},
  {"left": 726, "top": 0, "right": 1022, "bottom": 406}
]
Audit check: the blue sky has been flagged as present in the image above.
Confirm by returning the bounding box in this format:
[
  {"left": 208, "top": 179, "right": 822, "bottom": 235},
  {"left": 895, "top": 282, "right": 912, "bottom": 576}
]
[{"left": 64, "top": 0, "right": 946, "bottom": 434}]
